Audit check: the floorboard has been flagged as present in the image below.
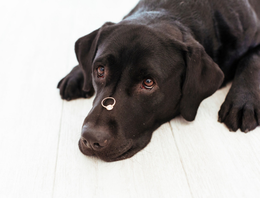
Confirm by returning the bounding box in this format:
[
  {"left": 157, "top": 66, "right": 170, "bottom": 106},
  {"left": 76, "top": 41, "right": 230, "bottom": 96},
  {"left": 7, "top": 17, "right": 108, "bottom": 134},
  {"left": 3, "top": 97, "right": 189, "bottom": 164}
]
[{"left": 171, "top": 85, "right": 260, "bottom": 198}]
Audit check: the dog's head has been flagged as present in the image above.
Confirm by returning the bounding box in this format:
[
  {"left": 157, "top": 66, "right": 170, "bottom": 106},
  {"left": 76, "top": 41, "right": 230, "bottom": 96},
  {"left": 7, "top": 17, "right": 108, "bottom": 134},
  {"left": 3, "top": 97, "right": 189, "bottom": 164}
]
[{"left": 77, "top": 20, "right": 224, "bottom": 161}]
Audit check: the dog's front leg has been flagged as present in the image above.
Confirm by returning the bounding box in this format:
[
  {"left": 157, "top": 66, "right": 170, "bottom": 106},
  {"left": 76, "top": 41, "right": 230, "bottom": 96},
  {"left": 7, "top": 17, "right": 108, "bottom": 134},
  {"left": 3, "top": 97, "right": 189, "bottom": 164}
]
[
  {"left": 219, "top": 46, "right": 260, "bottom": 132},
  {"left": 57, "top": 65, "right": 94, "bottom": 101}
]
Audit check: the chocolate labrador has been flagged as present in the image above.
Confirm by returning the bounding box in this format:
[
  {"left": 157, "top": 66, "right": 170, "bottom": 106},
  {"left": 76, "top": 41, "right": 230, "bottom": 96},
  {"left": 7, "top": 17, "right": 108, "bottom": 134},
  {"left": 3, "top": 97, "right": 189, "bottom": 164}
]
[{"left": 58, "top": 0, "right": 260, "bottom": 161}]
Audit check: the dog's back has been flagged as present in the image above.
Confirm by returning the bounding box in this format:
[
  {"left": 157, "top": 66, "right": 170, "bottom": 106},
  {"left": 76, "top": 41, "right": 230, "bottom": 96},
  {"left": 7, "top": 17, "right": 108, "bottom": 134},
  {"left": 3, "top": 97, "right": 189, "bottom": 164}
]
[{"left": 125, "top": 0, "right": 260, "bottom": 77}]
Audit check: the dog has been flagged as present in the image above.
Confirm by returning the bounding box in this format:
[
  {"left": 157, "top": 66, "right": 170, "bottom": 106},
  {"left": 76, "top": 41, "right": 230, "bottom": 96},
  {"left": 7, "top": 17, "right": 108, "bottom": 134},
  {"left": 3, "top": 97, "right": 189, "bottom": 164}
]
[{"left": 57, "top": 0, "right": 260, "bottom": 162}]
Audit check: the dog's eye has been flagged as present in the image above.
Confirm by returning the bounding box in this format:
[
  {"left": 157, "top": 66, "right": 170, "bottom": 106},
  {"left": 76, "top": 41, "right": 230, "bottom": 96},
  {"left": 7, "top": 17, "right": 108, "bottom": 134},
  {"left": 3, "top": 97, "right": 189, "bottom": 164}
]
[
  {"left": 97, "top": 66, "right": 105, "bottom": 78},
  {"left": 142, "top": 78, "right": 155, "bottom": 89}
]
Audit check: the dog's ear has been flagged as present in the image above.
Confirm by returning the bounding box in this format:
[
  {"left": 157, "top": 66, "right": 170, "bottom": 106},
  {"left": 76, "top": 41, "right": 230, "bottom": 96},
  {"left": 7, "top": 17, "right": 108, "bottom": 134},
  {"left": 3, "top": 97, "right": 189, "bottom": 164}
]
[
  {"left": 180, "top": 37, "right": 224, "bottom": 121},
  {"left": 75, "top": 29, "right": 100, "bottom": 92},
  {"left": 75, "top": 22, "right": 114, "bottom": 92}
]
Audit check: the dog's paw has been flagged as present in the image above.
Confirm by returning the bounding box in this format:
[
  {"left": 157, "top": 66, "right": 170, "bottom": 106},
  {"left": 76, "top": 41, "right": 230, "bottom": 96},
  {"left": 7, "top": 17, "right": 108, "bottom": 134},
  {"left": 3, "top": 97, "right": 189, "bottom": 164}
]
[
  {"left": 57, "top": 66, "right": 94, "bottom": 101},
  {"left": 218, "top": 91, "right": 260, "bottom": 132}
]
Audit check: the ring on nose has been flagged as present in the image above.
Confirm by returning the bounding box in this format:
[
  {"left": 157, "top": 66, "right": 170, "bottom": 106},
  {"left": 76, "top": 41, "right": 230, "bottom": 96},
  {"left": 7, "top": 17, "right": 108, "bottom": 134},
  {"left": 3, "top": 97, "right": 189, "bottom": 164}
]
[{"left": 101, "top": 97, "right": 116, "bottom": 110}]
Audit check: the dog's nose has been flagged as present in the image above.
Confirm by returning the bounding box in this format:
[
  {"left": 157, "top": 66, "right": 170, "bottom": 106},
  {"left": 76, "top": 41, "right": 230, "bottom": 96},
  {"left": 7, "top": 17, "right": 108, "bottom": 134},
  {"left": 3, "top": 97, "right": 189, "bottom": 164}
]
[{"left": 81, "top": 125, "right": 112, "bottom": 151}]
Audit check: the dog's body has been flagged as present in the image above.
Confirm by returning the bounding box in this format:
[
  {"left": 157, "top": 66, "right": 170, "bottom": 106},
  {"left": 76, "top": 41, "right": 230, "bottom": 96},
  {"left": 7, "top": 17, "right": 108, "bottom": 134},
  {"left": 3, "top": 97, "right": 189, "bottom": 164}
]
[
  {"left": 127, "top": 0, "right": 260, "bottom": 79},
  {"left": 58, "top": 0, "right": 260, "bottom": 161}
]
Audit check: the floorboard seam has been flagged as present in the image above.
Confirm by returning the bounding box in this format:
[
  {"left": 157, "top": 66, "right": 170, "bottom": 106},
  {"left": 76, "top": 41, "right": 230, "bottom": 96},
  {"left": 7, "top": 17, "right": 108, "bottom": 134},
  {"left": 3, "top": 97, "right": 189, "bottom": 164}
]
[
  {"left": 51, "top": 100, "right": 64, "bottom": 198},
  {"left": 168, "top": 122, "right": 194, "bottom": 198}
]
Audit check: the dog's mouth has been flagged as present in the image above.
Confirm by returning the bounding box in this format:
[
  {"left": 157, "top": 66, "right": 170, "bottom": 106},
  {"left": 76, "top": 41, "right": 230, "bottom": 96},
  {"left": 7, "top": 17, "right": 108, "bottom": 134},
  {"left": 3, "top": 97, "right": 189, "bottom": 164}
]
[
  {"left": 106, "top": 140, "right": 134, "bottom": 161},
  {"left": 78, "top": 139, "right": 135, "bottom": 162}
]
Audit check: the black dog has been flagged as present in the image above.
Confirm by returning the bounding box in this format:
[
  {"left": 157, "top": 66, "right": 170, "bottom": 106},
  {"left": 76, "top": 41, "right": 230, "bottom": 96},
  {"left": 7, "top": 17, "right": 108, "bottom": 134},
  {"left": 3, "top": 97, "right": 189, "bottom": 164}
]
[{"left": 58, "top": 0, "right": 260, "bottom": 161}]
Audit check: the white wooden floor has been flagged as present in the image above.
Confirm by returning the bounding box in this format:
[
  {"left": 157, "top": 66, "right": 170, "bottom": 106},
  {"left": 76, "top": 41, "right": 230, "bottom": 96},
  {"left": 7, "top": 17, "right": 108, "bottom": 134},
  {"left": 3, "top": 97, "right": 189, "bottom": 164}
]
[{"left": 1, "top": 0, "right": 260, "bottom": 197}]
